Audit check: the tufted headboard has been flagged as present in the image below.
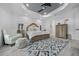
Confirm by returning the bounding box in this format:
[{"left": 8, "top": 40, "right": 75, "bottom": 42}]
[{"left": 26, "top": 23, "right": 41, "bottom": 31}]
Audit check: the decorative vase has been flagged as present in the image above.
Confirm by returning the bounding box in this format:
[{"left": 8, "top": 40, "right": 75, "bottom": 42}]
[
  {"left": 17, "top": 24, "right": 25, "bottom": 37},
  {"left": 17, "top": 24, "right": 21, "bottom": 33}
]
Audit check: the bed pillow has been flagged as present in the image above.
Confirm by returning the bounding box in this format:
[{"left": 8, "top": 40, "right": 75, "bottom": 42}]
[{"left": 28, "top": 25, "right": 40, "bottom": 31}]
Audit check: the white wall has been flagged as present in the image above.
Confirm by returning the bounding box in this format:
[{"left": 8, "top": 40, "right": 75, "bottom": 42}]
[
  {"left": 46, "top": 5, "right": 79, "bottom": 40},
  {"left": 0, "top": 5, "right": 18, "bottom": 46},
  {"left": 0, "top": 3, "right": 44, "bottom": 47},
  {"left": 0, "top": 4, "right": 38, "bottom": 34},
  {"left": 0, "top": 4, "right": 32, "bottom": 47},
  {"left": 73, "top": 7, "right": 79, "bottom": 40}
]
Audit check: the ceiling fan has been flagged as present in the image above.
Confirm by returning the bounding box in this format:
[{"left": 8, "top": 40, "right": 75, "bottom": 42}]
[{"left": 38, "top": 3, "right": 52, "bottom": 12}]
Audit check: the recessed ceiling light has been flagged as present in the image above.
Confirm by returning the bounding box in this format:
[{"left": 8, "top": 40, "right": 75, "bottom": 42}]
[{"left": 26, "top": 4, "right": 29, "bottom": 7}]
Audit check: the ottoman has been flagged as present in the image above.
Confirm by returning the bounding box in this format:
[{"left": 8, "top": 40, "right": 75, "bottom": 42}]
[{"left": 15, "top": 38, "right": 29, "bottom": 49}]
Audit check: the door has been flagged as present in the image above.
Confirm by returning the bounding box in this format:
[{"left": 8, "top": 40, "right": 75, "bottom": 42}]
[{"left": 74, "top": 9, "right": 79, "bottom": 40}]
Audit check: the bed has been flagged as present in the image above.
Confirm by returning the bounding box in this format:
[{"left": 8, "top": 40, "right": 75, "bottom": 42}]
[{"left": 26, "top": 23, "right": 50, "bottom": 42}]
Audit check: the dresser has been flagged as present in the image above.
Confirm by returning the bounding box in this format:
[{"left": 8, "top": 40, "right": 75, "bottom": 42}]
[{"left": 56, "top": 23, "right": 68, "bottom": 39}]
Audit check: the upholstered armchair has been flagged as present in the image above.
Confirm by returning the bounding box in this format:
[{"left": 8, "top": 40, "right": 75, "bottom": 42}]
[{"left": 3, "top": 30, "right": 22, "bottom": 45}]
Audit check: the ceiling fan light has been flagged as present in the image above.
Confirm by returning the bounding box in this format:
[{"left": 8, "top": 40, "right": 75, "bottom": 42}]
[{"left": 42, "top": 7, "right": 46, "bottom": 9}]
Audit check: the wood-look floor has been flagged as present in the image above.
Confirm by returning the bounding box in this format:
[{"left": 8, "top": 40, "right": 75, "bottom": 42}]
[{"left": 0, "top": 39, "right": 79, "bottom": 56}]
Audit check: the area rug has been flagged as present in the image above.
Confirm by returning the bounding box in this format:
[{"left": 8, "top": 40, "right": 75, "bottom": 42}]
[{"left": 25, "top": 38, "right": 69, "bottom": 56}]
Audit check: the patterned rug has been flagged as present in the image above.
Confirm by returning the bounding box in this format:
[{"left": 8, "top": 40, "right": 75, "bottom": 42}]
[{"left": 25, "top": 38, "right": 69, "bottom": 56}]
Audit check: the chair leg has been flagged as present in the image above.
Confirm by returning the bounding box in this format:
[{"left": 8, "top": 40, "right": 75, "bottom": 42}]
[{"left": 10, "top": 44, "right": 15, "bottom": 47}]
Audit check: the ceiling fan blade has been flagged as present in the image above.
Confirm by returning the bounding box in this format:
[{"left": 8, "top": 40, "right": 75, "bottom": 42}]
[
  {"left": 38, "top": 9, "right": 44, "bottom": 12},
  {"left": 41, "top": 3, "right": 51, "bottom": 7}
]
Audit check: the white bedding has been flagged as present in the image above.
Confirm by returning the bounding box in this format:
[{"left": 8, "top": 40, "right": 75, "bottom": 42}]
[{"left": 26, "top": 31, "right": 49, "bottom": 40}]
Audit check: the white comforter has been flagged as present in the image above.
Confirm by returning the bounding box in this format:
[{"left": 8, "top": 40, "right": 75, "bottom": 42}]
[{"left": 26, "top": 31, "right": 49, "bottom": 40}]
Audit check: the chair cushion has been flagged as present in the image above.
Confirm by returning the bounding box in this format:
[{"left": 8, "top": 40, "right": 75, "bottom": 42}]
[
  {"left": 15, "top": 38, "right": 29, "bottom": 49},
  {"left": 2, "top": 29, "right": 22, "bottom": 44}
]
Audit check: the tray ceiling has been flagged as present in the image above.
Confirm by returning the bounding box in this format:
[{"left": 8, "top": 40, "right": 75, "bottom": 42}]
[{"left": 23, "top": 3, "right": 64, "bottom": 15}]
